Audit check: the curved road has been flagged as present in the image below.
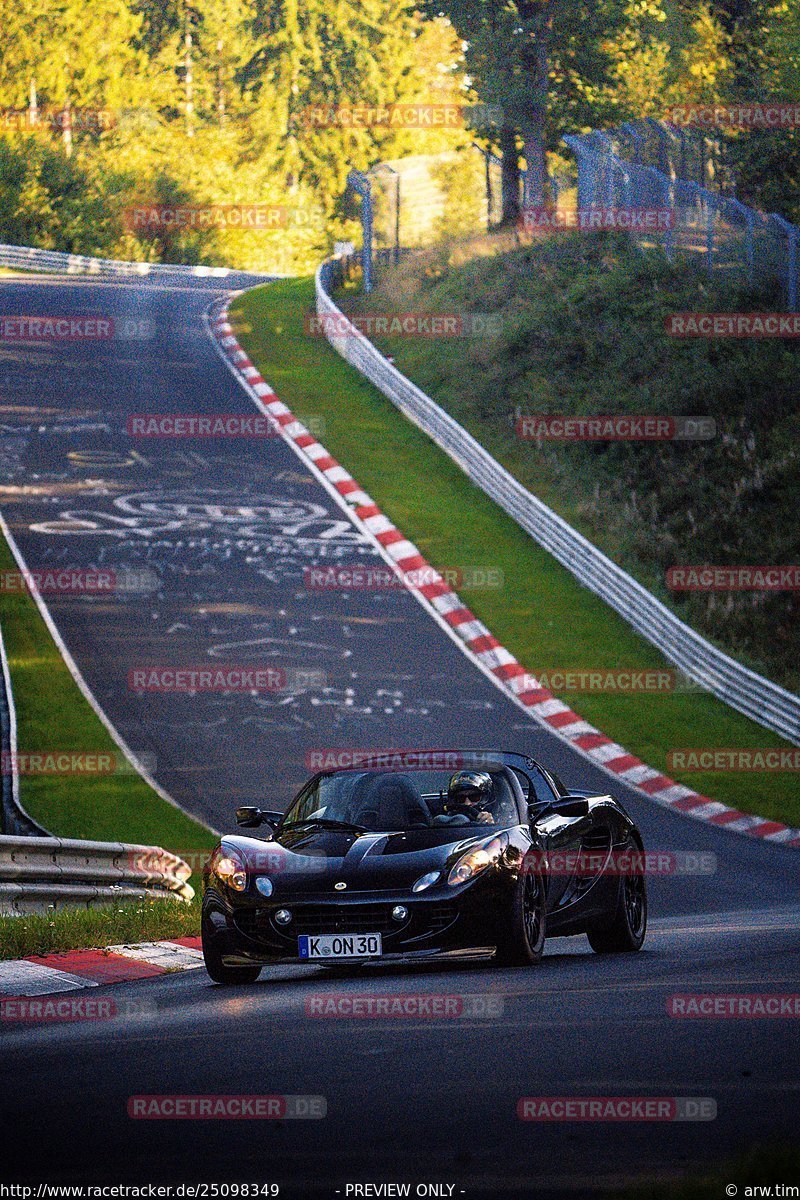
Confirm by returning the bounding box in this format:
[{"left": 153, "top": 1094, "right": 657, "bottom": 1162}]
[{"left": 0, "top": 273, "right": 798, "bottom": 1195}]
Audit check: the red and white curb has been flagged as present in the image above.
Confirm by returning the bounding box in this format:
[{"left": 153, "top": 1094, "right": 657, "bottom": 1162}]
[
  {"left": 0, "top": 937, "right": 202, "bottom": 1000},
  {"left": 208, "top": 301, "right": 800, "bottom": 851}
]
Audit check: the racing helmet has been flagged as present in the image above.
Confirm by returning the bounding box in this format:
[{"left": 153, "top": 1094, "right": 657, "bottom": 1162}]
[{"left": 447, "top": 769, "right": 493, "bottom": 813}]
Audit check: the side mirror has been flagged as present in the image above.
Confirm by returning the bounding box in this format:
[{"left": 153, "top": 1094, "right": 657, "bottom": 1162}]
[
  {"left": 552, "top": 796, "right": 590, "bottom": 818},
  {"left": 527, "top": 801, "right": 550, "bottom": 824},
  {"left": 528, "top": 796, "right": 590, "bottom": 822},
  {"left": 235, "top": 807, "right": 282, "bottom": 829}
]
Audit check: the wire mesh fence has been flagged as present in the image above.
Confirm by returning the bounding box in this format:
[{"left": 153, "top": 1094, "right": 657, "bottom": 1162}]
[
  {"left": 564, "top": 122, "right": 798, "bottom": 310},
  {"left": 347, "top": 145, "right": 571, "bottom": 291},
  {"left": 346, "top": 118, "right": 798, "bottom": 308}
]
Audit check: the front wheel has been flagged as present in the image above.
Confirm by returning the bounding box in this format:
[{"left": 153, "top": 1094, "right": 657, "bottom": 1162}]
[
  {"left": 202, "top": 911, "right": 263, "bottom": 985},
  {"left": 494, "top": 868, "right": 546, "bottom": 967},
  {"left": 587, "top": 851, "right": 647, "bottom": 953}
]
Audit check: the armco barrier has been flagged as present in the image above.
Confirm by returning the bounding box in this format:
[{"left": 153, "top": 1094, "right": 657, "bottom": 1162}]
[
  {"left": 315, "top": 257, "right": 800, "bottom": 745},
  {"left": 0, "top": 241, "right": 232, "bottom": 278},
  {"left": 0, "top": 836, "right": 194, "bottom": 914}
]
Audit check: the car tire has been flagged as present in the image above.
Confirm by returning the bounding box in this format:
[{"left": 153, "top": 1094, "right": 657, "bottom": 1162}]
[
  {"left": 587, "top": 845, "right": 647, "bottom": 953},
  {"left": 493, "top": 867, "right": 546, "bottom": 967},
  {"left": 201, "top": 912, "right": 263, "bottom": 985}
]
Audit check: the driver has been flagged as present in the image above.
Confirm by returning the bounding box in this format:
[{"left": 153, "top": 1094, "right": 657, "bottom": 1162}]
[{"left": 437, "top": 770, "right": 496, "bottom": 825}]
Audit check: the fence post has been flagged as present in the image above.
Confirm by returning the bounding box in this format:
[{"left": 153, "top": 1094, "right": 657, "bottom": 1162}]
[
  {"left": 704, "top": 191, "right": 715, "bottom": 277},
  {"left": 788, "top": 225, "right": 798, "bottom": 312},
  {"left": 768, "top": 214, "right": 799, "bottom": 311},
  {"left": 664, "top": 176, "right": 675, "bottom": 262},
  {"left": 595, "top": 133, "right": 616, "bottom": 207},
  {"left": 677, "top": 126, "right": 687, "bottom": 182},
  {"left": 646, "top": 118, "right": 670, "bottom": 176},
  {"left": 346, "top": 168, "right": 373, "bottom": 293},
  {"left": 620, "top": 121, "right": 644, "bottom": 166},
  {"left": 483, "top": 147, "right": 492, "bottom": 231},
  {"left": 728, "top": 199, "right": 755, "bottom": 288},
  {"left": 472, "top": 143, "right": 495, "bottom": 231},
  {"left": 369, "top": 162, "right": 400, "bottom": 266},
  {"left": 562, "top": 134, "right": 588, "bottom": 210}
]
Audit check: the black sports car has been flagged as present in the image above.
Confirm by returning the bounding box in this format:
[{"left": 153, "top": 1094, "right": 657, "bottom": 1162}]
[{"left": 201, "top": 750, "right": 647, "bottom": 983}]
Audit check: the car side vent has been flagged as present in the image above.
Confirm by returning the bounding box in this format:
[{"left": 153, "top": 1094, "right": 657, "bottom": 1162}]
[{"left": 581, "top": 827, "right": 611, "bottom": 853}]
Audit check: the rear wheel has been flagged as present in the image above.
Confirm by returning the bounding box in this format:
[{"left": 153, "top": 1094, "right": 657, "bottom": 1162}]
[
  {"left": 202, "top": 910, "right": 263, "bottom": 985},
  {"left": 587, "top": 848, "right": 647, "bottom": 953},
  {"left": 494, "top": 868, "right": 546, "bottom": 967}
]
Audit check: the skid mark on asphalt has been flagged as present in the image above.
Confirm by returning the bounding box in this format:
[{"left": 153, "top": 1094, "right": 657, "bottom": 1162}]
[{"left": 0, "top": 350, "right": 519, "bottom": 818}]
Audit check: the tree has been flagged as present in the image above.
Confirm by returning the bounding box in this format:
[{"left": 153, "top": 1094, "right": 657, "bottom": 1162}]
[
  {"left": 425, "top": 0, "right": 631, "bottom": 218},
  {"left": 0, "top": 0, "right": 146, "bottom": 150}
]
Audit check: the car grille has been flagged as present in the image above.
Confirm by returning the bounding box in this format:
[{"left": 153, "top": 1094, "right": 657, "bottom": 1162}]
[{"left": 235, "top": 901, "right": 459, "bottom": 943}]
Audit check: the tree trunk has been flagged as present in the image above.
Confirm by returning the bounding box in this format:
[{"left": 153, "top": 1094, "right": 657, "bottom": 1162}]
[
  {"left": 522, "top": 129, "right": 547, "bottom": 208},
  {"left": 519, "top": 8, "right": 551, "bottom": 208},
  {"left": 62, "top": 100, "right": 72, "bottom": 157},
  {"left": 217, "top": 39, "right": 225, "bottom": 124},
  {"left": 499, "top": 124, "right": 520, "bottom": 226},
  {"left": 185, "top": 28, "right": 194, "bottom": 137}
]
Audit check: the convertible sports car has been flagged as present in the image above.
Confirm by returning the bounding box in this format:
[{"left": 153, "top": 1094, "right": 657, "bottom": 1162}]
[{"left": 201, "top": 750, "right": 647, "bottom": 983}]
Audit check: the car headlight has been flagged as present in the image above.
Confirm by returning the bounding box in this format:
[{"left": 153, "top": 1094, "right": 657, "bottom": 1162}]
[
  {"left": 213, "top": 846, "right": 248, "bottom": 893},
  {"left": 447, "top": 834, "right": 508, "bottom": 887},
  {"left": 412, "top": 870, "right": 441, "bottom": 894}
]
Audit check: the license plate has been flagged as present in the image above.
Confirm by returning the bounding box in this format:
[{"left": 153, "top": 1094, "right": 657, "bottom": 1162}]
[{"left": 298, "top": 933, "right": 382, "bottom": 960}]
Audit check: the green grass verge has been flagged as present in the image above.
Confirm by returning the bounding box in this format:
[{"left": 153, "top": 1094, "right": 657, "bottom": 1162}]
[
  {"left": 0, "top": 525, "right": 215, "bottom": 852},
  {"left": 0, "top": 894, "right": 201, "bottom": 960},
  {"left": 232, "top": 277, "right": 799, "bottom": 828}
]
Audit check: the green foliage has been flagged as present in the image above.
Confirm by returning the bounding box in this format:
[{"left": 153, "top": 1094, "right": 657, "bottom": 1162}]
[
  {"left": 0, "top": 0, "right": 471, "bottom": 271},
  {"left": 0, "top": 136, "right": 110, "bottom": 251},
  {"left": 720, "top": 0, "right": 800, "bottom": 223},
  {"left": 0, "top": 0, "right": 795, "bottom": 255}
]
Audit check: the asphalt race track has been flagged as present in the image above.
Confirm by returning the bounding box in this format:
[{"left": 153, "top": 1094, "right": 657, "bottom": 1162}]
[{"left": 1, "top": 274, "right": 798, "bottom": 1196}]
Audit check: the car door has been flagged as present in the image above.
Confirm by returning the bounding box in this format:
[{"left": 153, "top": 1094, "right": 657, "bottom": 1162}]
[{"left": 526, "top": 766, "right": 596, "bottom": 918}]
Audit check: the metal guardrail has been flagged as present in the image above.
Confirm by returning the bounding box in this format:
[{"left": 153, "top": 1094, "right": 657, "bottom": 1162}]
[
  {"left": 0, "top": 836, "right": 194, "bottom": 914},
  {"left": 0, "top": 574, "right": 192, "bottom": 907},
  {"left": 0, "top": 242, "right": 233, "bottom": 278},
  {"left": 316, "top": 257, "right": 800, "bottom": 745}
]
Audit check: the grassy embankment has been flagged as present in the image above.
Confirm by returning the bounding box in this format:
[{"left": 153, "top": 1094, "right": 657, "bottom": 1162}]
[{"left": 232, "top": 269, "right": 799, "bottom": 828}]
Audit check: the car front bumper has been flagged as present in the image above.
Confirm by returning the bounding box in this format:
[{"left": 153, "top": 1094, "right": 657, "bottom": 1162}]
[{"left": 203, "top": 875, "right": 512, "bottom": 966}]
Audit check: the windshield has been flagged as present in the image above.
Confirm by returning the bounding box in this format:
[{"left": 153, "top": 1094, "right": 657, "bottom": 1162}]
[{"left": 282, "top": 768, "right": 522, "bottom": 833}]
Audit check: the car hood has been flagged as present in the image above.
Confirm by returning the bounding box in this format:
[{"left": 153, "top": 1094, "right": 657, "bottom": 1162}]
[{"left": 224, "top": 828, "right": 493, "bottom": 896}]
